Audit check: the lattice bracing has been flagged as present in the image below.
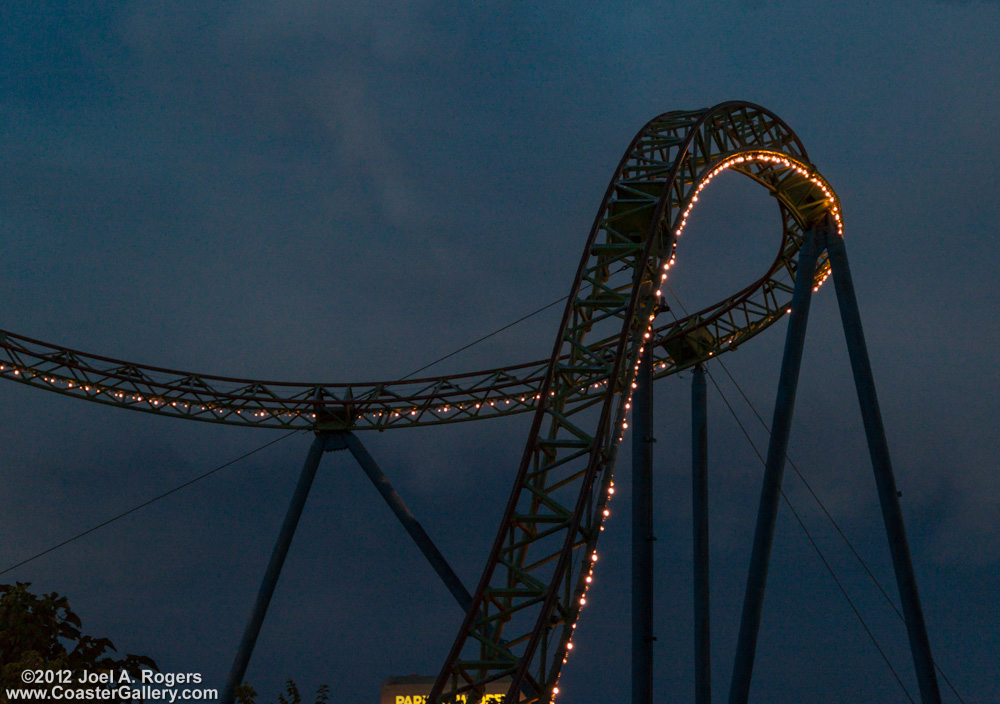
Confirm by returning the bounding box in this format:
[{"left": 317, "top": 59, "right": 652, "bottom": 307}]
[
  {"left": 0, "top": 101, "right": 843, "bottom": 704},
  {"left": 428, "top": 102, "right": 842, "bottom": 704}
]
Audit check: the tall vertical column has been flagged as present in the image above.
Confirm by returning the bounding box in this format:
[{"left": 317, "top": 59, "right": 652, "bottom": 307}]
[
  {"left": 825, "top": 230, "right": 942, "bottom": 704},
  {"left": 728, "top": 224, "right": 823, "bottom": 704},
  {"left": 692, "top": 364, "right": 711, "bottom": 704},
  {"left": 632, "top": 344, "right": 654, "bottom": 704}
]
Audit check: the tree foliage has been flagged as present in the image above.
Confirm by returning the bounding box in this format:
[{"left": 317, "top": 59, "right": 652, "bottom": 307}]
[
  {"left": 0, "top": 582, "right": 157, "bottom": 701},
  {"left": 236, "top": 680, "right": 329, "bottom": 704}
]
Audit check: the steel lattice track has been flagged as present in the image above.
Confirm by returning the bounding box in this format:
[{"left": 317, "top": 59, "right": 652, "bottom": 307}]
[
  {"left": 1, "top": 101, "right": 842, "bottom": 704},
  {"left": 428, "top": 102, "right": 842, "bottom": 704},
  {"left": 0, "top": 126, "right": 831, "bottom": 436}
]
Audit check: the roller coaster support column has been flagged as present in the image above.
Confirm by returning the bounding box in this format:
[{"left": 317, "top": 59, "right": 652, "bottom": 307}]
[
  {"left": 825, "top": 230, "right": 942, "bottom": 704},
  {"left": 632, "top": 344, "right": 654, "bottom": 704},
  {"left": 692, "top": 364, "right": 710, "bottom": 704},
  {"left": 342, "top": 432, "right": 474, "bottom": 614},
  {"left": 221, "top": 431, "right": 335, "bottom": 704},
  {"left": 728, "top": 223, "right": 822, "bottom": 704}
]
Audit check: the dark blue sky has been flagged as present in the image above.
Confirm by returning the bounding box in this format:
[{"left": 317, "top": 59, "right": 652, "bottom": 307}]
[{"left": 1, "top": 1, "right": 997, "bottom": 702}]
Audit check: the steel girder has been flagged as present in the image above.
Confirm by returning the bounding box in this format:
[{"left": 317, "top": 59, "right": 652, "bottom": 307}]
[
  {"left": 427, "top": 102, "right": 842, "bottom": 704},
  {"left": 0, "top": 117, "right": 833, "bottom": 434},
  {"left": 1, "top": 100, "right": 843, "bottom": 703}
]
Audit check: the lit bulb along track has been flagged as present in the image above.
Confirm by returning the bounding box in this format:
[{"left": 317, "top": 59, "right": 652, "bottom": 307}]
[
  {"left": 428, "top": 102, "right": 841, "bottom": 704},
  {"left": 0, "top": 101, "right": 842, "bottom": 703}
]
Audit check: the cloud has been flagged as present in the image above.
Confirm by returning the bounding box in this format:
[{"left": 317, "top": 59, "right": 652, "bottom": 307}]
[{"left": 111, "top": 1, "right": 482, "bottom": 231}]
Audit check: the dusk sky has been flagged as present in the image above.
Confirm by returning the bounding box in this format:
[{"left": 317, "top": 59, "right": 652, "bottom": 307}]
[{"left": 1, "top": 1, "right": 998, "bottom": 702}]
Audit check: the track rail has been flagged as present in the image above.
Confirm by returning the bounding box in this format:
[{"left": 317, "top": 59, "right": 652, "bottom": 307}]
[
  {"left": 428, "top": 102, "right": 842, "bottom": 703},
  {"left": 1, "top": 101, "right": 842, "bottom": 704},
  {"left": 0, "top": 113, "right": 834, "bottom": 434}
]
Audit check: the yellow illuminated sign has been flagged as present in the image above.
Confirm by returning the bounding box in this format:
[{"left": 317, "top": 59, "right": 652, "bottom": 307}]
[
  {"left": 394, "top": 696, "right": 506, "bottom": 704},
  {"left": 381, "top": 676, "right": 510, "bottom": 704}
]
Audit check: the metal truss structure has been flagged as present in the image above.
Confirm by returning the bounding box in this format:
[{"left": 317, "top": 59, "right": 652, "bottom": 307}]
[
  {"left": 0, "top": 106, "right": 829, "bottom": 433},
  {"left": 428, "top": 102, "right": 842, "bottom": 704},
  {"left": 2, "top": 102, "right": 941, "bottom": 704}
]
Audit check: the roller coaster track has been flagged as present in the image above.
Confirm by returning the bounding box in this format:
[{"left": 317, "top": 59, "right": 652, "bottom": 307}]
[{"left": 1, "top": 101, "right": 842, "bottom": 703}]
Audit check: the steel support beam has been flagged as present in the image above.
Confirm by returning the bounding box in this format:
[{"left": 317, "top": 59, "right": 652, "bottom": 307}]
[
  {"left": 219, "top": 431, "right": 473, "bottom": 704},
  {"left": 728, "top": 223, "right": 822, "bottom": 704},
  {"left": 692, "top": 364, "right": 711, "bottom": 704},
  {"left": 341, "top": 431, "right": 473, "bottom": 613},
  {"left": 825, "top": 231, "right": 942, "bottom": 704},
  {"left": 632, "top": 345, "right": 655, "bottom": 704},
  {"left": 221, "top": 432, "right": 334, "bottom": 704}
]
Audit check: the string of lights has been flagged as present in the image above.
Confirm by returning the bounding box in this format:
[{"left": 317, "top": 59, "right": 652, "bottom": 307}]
[
  {"left": 547, "top": 149, "right": 842, "bottom": 700},
  {"left": 4, "top": 100, "right": 946, "bottom": 703},
  {"left": 0, "top": 290, "right": 586, "bottom": 578},
  {"left": 0, "top": 153, "right": 834, "bottom": 436}
]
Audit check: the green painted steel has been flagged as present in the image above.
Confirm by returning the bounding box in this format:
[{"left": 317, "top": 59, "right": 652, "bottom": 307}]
[
  {"left": 428, "top": 102, "right": 842, "bottom": 704},
  {"left": 0, "top": 101, "right": 844, "bottom": 704},
  {"left": 0, "top": 109, "right": 837, "bottom": 433}
]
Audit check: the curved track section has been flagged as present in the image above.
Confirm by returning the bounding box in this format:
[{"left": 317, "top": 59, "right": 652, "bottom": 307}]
[
  {"left": 2, "top": 101, "right": 842, "bottom": 704},
  {"left": 428, "top": 102, "right": 842, "bottom": 704},
  {"left": 0, "top": 106, "right": 835, "bottom": 434}
]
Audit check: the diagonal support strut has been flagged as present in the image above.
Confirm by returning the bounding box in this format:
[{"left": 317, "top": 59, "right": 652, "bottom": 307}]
[
  {"left": 728, "top": 221, "right": 823, "bottom": 704},
  {"left": 341, "top": 431, "right": 474, "bottom": 613},
  {"left": 220, "top": 431, "right": 474, "bottom": 704},
  {"left": 728, "top": 215, "right": 941, "bottom": 703},
  {"left": 825, "top": 231, "right": 942, "bottom": 704},
  {"left": 221, "top": 432, "right": 335, "bottom": 704}
]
